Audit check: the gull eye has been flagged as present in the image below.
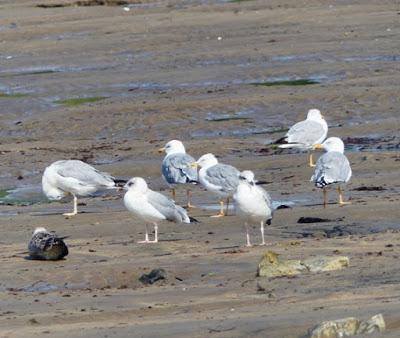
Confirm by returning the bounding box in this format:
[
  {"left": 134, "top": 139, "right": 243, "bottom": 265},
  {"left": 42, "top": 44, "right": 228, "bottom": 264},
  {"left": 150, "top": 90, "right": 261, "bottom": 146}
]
[
  {"left": 128, "top": 182, "right": 133, "bottom": 187},
  {"left": 239, "top": 176, "right": 246, "bottom": 180}
]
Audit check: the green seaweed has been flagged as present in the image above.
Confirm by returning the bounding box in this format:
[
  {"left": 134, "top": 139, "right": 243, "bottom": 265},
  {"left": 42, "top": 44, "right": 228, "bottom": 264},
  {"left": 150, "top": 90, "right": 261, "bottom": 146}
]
[
  {"left": 0, "top": 92, "right": 28, "bottom": 98},
  {"left": 229, "top": 0, "right": 254, "bottom": 3},
  {"left": 251, "top": 79, "right": 319, "bottom": 87},
  {"left": 54, "top": 96, "right": 108, "bottom": 106}
]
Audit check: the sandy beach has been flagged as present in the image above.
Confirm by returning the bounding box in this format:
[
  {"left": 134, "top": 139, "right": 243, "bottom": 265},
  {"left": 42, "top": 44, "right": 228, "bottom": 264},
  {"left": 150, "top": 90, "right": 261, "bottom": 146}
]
[{"left": 0, "top": 0, "right": 399, "bottom": 337}]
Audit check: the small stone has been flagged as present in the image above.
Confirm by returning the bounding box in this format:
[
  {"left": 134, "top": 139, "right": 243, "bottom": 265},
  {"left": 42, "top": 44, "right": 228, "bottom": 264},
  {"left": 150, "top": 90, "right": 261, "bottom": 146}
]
[{"left": 139, "top": 268, "right": 167, "bottom": 285}]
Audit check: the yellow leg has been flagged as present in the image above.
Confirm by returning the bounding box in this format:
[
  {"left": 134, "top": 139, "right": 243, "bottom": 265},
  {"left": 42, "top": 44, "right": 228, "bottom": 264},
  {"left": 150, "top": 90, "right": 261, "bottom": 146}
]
[
  {"left": 186, "top": 189, "right": 196, "bottom": 209},
  {"left": 171, "top": 188, "right": 176, "bottom": 201},
  {"left": 309, "top": 153, "right": 316, "bottom": 167},
  {"left": 211, "top": 199, "right": 225, "bottom": 218},
  {"left": 63, "top": 194, "right": 78, "bottom": 217},
  {"left": 338, "top": 186, "right": 351, "bottom": 206},
  {"left": 323, "top": 188, "right": 327, "bottom": 208}
]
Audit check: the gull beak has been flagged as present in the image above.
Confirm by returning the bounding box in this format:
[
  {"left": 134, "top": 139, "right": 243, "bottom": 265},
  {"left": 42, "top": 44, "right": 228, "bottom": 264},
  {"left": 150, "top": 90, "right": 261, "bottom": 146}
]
[
  {"left": 158, "top": 147, "right": 166, "bottom": 154},
  {"left": 191, "top": 162, "right": 198, "bottom": 169},
  {"left": 320, "top": 113, "right": 325, "bottom": 119},
  {"left": 313, "top": 144, "right": 323, "bottom": 150}
]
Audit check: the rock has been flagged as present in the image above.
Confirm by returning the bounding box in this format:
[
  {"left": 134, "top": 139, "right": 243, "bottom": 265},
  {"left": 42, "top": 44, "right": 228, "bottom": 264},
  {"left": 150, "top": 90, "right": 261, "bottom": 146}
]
[
  {"left": 257, "top": 251, "right": 349, "bottom": 278},
  {"left": 257, "top": 251, "right": 306, "bottom": 278},
  {"left": 302, "top": 256, "right": 349, "bottom": 273},
  {"left": 308, "top": 313, "right": 385, "bottom": 338},
  {"left": 139, "top": 268, "right": 167, "bottom": 285}
]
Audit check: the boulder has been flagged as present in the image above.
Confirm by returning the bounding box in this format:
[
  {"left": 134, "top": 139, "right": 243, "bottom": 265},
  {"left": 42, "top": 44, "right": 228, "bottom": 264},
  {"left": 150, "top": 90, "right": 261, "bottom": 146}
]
[
  {"left": 257, "top": 251, "right": 349, "bottom": 278},
  {"left": 308, "top": 313, "right": 385, "bottom": 338}
]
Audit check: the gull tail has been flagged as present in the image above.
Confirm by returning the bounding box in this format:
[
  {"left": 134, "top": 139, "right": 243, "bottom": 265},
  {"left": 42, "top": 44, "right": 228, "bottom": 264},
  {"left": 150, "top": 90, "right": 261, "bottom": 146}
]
[
  {"left": 189, "top": 216, "right": 199, "bottom": 223},
  {"left": 278, "top": 143, "right": 303, "bottom": 149}
]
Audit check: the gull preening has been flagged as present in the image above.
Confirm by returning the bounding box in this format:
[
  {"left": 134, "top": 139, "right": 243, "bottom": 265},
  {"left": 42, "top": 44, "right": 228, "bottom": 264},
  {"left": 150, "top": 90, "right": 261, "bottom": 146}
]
[
  {"left": 278, "top": 109, "right": 328, "bottom": 167},
  {"left": 159, "top": 140, "right": 198, "bottom": 208},
  {"left": 42, "top": 160, "right": 122, "bottom": 216},
  {"left": 28, "top": 227, "right": 69, "bottom": 260},
  {"left": 311, "top": 137, "right": 352, "bottom": 207},
  {"left": 193, "top": 153, "right": 239, "bottom": 217},
  {"left": 233, "top": 171, "right": 273, "bottom": 247},
  {"left": 123, "top": 177, "right": 195, "bottom": 244}
]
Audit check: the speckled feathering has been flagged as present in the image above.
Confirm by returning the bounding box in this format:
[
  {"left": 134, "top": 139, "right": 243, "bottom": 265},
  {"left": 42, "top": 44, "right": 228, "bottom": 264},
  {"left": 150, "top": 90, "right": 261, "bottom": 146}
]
[{"left": 28, "top": 227, "right": 68, "bottom": 260}]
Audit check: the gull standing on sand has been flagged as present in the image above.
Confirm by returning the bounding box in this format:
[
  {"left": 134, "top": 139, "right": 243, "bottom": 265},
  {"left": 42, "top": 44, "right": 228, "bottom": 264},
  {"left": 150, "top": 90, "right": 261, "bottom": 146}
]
[
  {"left": 234, "top": 171, "right": 273, "bottom": 247},
  {"left": 42, "top": 160, "right": 123, "bottom": 216},
  {"left": 311, "top": 137, "right": 352, "bottom": 207},
  {"left": 123, "top": 177, "right": 195, "bottom": 244},
  {"left": 193, "top": 153, "right": 239, "bottom": 217},
  {"left": 28, "top": 227, "right": 69, "bottom": 260},
  {"left": 278, "top": 109, "right": 328, "bottom": 167},
  {"left": 159, "top": 140, "right": 198, "bottom": 208}
]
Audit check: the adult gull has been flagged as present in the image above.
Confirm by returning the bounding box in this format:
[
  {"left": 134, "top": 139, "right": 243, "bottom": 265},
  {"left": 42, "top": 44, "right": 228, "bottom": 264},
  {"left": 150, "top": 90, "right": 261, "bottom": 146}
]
[
  {"left": 278, "top": 109, "right": 328, "bottom": 167},
  {"left": 123, "top": 177, "right": 195, "bottom": 244},
  {"left": 42, "top": 160, "right": 123, "bottom": 216},
  {"left": 311, "top": 137, "right": 352, "bottom": 207},
  {"left": 193, "top": 153, "right": 239, "bottom": 217},
  {"left": 234, "top": 171, "right": 273, "bottom": 247},
  {"left": 159, "top": 140, "right": 198, "bottom": 208}
]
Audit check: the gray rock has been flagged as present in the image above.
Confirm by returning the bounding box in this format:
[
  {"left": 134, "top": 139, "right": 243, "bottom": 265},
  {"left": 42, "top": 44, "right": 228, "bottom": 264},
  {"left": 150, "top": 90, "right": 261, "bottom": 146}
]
[
  {"left": 308, "top": 313, "right": 385, "bottom": 338},
  {"left": 257, "top": 251, "right": 349, "bottom": 278}
]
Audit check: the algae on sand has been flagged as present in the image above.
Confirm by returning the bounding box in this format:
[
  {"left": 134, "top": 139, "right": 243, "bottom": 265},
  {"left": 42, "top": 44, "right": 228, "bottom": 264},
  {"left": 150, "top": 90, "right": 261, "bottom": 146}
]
[
  {"left": 251, "top": 79, "right": 319, "bottom": 87},
  {"left": 0, "top": 92, "right": 28, "bottom": 98},
  {"left": 53, "top": 96, "right": 108, "bottom": 106}
]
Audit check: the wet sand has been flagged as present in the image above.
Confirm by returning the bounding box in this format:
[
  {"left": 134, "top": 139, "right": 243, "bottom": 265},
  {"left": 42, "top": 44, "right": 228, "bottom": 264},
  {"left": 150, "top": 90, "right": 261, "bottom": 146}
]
[{"left": 0, "top": 0, "right": 400, "bottom": 337}]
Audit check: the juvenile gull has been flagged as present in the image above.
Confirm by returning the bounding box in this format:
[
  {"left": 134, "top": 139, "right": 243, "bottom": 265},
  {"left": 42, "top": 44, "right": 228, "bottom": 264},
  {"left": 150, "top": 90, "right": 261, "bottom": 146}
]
[
  {"left": 193, "top": 153, "right": 239, "bottom": 217},
  {"left": 278, "top": 109, "right": 328, "bottom": 167},
  {"left": 234, "top": 171, "right": 273, "bottom": 247},
  {"left": 28, "top": 227, "right": 68, "bottom": 260},
  {"left": 42, "top": 160, "right": 122, "bottom": 216},
  {"left": 311, "top": 137, "right": 352, "bottom": 207},
  {"left": 123, "top": 177, "right": 194, "bottom": 244},
  {"left": 159, "top": 140, "right": 198, "bottom": 208}
]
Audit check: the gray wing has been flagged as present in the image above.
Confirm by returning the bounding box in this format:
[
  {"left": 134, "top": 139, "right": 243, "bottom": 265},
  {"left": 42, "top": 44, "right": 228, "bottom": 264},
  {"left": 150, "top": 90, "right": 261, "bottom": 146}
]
[
  {"left": 205, "top": 164, "right": 240, "bottom": 193},
  {"left": 55, "top": 160, "right": 115, "bottom": 187},
  {"left": 312, "top": 152, "right": 351, "bottom": 187},
  {"left": 162, "top": 154, "right": 198, "bottom": 184},
  {"left": 147, "top": 190, "right": 189, "bottom": 223},
  {"left": 286, "top": 120, "right": 326, "bottom": 145},
  {"left": 258, "top": 186, "right": 272, "bottom": 208}
]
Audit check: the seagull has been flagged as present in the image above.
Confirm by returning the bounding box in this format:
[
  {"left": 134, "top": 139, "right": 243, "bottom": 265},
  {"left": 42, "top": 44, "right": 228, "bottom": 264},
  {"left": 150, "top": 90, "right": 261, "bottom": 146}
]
[
  {"left": 278, "top": 109, "right": 328, "bottom": 167},
  {"left": 28, "top": 227, "right": 69, "bottom": 260},
  {"left": 42, "top": 160, "right": 124, "bottom": 216},
  {"left": 233, "top": 171, "right": 273, "bottom": 247},
  {"left": 123, "top": 177, "right": 195, "bottom": 244},
  {"left": 311, "top": 137, "right": 352, "bottom": 207},
  {"left": 158, "top": 140, "right": 198, "bottom": 208},
  {"left": 193, "top": 153, "right": 239, "bottom": 217}
]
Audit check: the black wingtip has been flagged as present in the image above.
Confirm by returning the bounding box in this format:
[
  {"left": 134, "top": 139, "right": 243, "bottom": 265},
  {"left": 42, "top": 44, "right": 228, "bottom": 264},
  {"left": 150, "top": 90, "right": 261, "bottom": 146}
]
[
  {"left": 255, "top": 180, "right": 271, "bottom": 185},
  {"left": 274, "top": 136, "right": 287, "bottom": 145},
  {"left": 114, "top": 178, "right": 128, "bottom": 187},
  {"left": 189, "top": 216, "right": 199, "bottom": 223},
  {"left": 266, "top": 219, "right": 272, "bottom": 226}
]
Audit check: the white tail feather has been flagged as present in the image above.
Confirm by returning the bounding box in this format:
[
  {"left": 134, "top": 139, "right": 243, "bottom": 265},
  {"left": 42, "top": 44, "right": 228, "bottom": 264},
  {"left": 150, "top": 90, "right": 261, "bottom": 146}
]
[{"left": 278, "top": 143, "right": 303, "bottom": 149}]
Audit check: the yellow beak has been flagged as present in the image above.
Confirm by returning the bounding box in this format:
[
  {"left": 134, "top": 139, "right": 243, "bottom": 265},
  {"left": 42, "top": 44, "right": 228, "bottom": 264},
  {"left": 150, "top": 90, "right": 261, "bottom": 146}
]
[
  {"left": 158, "top": 147, "right": 166, "bottom": 154},
  {"left": 190, "top": 162, "right": 198, "bottom": 169},
  {"left": 313, "top": 144, "right": 323, "bottom": 150}
]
